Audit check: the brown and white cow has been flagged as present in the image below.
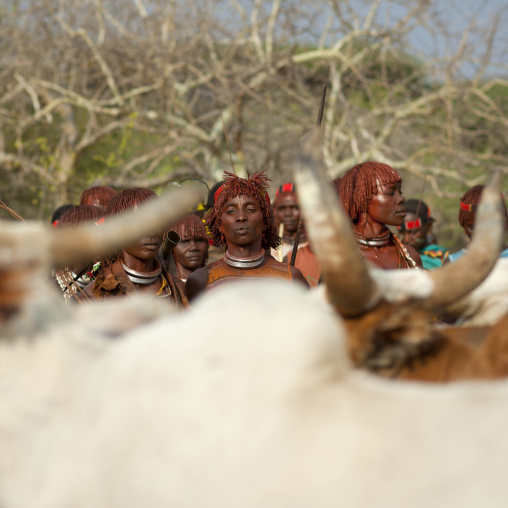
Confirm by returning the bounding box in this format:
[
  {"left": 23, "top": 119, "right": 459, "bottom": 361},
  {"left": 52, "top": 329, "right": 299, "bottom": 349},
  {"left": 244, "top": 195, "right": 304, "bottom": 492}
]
[{"left": 295, "top": 127, "right": 508, "bottom": 382}]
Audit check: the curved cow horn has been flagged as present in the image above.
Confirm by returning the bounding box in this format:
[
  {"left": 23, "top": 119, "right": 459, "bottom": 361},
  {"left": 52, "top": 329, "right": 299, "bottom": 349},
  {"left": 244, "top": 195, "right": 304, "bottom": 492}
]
[
  {"left": 294, "top": 128, "right": 380, "bottom": 316},
  {"left": 427, "top": 171, "right": 504, "bottom": 309},
  {"left": 0, "top": 185, "right": 199, "bottom": 321},
  {"left": 49, "top": 185, "right": 201, "bottom": 268}
]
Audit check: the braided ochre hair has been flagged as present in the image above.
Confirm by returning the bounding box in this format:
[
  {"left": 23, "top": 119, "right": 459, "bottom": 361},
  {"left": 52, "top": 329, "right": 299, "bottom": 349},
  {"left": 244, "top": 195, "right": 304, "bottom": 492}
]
[{"left": 205, "top": 171, "right": 280, "bottom": 250}]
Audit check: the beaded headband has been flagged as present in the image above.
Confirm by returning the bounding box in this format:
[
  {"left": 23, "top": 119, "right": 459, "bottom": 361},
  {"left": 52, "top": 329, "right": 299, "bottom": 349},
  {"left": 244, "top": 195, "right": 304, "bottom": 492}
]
[
  {"left": 275, "top": 182, "right": 296, "bottom": 198},
  {"left": 403, "top": 218, "right": 423, "bottom": 230},
  {"left": 460, "top": 201, "right": 477, "bottom": 212}
]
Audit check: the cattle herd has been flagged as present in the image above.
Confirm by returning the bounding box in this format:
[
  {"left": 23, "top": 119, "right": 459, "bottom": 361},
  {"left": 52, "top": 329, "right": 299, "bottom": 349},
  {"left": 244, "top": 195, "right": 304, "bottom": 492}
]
[{"left": 1, "top": 128, "right": 508, "bottom": 506}]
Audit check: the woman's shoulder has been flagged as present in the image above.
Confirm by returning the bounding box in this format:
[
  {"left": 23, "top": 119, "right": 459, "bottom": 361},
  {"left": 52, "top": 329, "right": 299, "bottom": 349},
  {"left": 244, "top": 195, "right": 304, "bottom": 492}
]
[
  {"left": 264, "top": 257, "right": 289, "bottom": 269},
  {"left": 265, "top": 258, "right": 309, "bottom": 287},
  {"left": 169, "top": 272, "right": 186, "bottom": 291}
]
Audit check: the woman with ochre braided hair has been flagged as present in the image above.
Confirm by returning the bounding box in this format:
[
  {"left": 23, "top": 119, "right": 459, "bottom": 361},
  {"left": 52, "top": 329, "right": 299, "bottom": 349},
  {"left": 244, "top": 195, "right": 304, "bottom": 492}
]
[
  {"left": 186, "top": 171, "right": 308, "bottom": 302},
  {"left": 271, "top": 182, "right": 305, "bottom": 260},
  {"left": 53, "top": 204, "right": 105, "bottom": 303},
  {"left": 79, "top": 185, "right": 117, "bottom": 208},
  {"left": 338, "top": 161, "right": 422, "bottom": 269},
  {"left": 447, "top": 185, "right": 508, "bottom": 263},
  {"left": 81, "top": 188, "right": 188, "bottom": 309},
  {"left": 170, "top": 213, "right": 209, "bottom": 282}
]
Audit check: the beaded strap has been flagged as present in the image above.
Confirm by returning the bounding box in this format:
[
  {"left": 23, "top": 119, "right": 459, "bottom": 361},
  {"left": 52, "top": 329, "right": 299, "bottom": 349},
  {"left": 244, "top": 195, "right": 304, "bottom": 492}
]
[{"left": 392, "top": 234, "right": 419, "bottom": 269}]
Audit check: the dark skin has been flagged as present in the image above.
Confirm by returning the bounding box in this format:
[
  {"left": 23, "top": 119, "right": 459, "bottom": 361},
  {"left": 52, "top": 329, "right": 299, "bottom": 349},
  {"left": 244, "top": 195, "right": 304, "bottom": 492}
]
[
  {"left": 186, "top": 194, "right": 308, "bottom": 302},
  {"left": 355, "top": 181, "right": 422, "bottom": 270},
  {"left": 273, "top": 192, "right": 300, "bottom": 239},
  {"left": 401, "top": 212, "right": 432, "bottom": 251},
  {"left": 122, "top": 232, "right": 167, "bottom": 295},
  {"left": 173, "top": 236, "right": 209, "bottom": 280}
]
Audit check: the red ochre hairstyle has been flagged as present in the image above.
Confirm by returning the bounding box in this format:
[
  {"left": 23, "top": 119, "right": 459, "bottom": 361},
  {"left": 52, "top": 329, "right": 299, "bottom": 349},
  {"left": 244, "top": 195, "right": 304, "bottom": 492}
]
[
  {"left": 105, "top": 188, "right": 157, "bottom": 217},
  {"left": 205, "top": 170, "right": 281, "bottom": 250},
  {"left": 100, "top": 188, "right": 159, "bottom": 267},
  {"left": 339, "top": 161, "right": 402, "bottom": 223},
  {"left": 171, "top": 213, "right": 208, "bottom": 240},
  {"left": 459, "top": 185, "right": 508, "bottom": 229},
  {"left": 80, "top": 186, "right": 117, "bottom": 208},
  {"left": 59, "top": 205, "right": 105, "bottom": 227}
]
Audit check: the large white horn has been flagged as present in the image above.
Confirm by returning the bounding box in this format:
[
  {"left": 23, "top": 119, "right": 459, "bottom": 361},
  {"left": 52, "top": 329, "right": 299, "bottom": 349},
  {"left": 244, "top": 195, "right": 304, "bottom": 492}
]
[
  {"left": 0, "top": 186, "right": 200, "bottom": 319},
  {"left": 0, "top": 185, "right": 201, "bottom": 271},
  {"left": 294, "top": 128, "right": 380, "bottom": 316},
  {"left": 49, "top": 185, "right": 201, "bottom": 267},
  {"left": 427, "top": 171, "right": 504, "bottom": 309}
]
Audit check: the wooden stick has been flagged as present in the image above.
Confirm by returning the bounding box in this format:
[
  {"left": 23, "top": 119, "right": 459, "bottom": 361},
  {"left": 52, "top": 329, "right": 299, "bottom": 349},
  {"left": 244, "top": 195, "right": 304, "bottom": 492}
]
[
  {"left": 0, "top": 199, "right": 25, "bottom": 222},
  {"left": 290, "top": 218, "right": 302, "bottom": 267},
  {"left": 316, "top": 84, "right": 327, "bottom": 127},
  {"left": 277, "top": 223, "right": 284, "bottom": 262}
]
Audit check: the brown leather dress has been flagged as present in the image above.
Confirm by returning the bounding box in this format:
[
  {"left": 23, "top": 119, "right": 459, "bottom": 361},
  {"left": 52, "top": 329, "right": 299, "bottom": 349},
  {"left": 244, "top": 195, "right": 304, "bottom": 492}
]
[
  {"left": 81, "top": 260, "right": 189, "bottom": 309},
  {"left": 285, "top": 245, "right": 321, "bottom": 288},
  {"left": 205, "top": 257, "right": 293, "bottom": 291}
]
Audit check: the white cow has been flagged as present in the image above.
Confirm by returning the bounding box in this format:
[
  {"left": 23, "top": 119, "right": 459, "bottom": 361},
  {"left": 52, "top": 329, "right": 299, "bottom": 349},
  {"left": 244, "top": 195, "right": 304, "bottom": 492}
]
[{"left": 2, "top": 280, "right": 508, "bottom": 507}]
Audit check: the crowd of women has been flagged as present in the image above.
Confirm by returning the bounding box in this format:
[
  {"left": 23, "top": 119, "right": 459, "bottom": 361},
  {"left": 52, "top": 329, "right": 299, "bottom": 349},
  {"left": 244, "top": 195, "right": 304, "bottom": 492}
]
[{"left": 51, "top": 160, "right": 507, "bottom": 308}]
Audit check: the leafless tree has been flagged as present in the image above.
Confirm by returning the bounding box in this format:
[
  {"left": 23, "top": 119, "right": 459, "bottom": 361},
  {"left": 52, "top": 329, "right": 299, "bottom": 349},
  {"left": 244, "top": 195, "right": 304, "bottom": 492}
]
[{"left": 1, "top": 0, "right": 507, "bottom": 242}]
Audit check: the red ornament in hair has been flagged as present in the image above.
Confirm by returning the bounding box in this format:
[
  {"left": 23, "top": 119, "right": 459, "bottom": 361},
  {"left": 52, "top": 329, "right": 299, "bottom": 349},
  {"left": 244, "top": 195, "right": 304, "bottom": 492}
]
[
  {"left": 460, "top": 201, "right": 475, "bottom": 212},
  {"left": 404, "top": 218, "right": 423, "bottom": 230},
  {"left": 275, "top": 182, "right": 296, "bottom": 198}
]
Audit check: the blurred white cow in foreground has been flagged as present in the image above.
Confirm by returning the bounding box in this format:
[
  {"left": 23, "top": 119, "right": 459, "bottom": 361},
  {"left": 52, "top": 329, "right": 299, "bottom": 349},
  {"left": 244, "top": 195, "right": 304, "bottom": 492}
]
[
  {"left": 2, "top": 131, "right": 508, "bottom": 506},
  {"left": 2, "top": 280, "right": 508, "bottom": 508}
]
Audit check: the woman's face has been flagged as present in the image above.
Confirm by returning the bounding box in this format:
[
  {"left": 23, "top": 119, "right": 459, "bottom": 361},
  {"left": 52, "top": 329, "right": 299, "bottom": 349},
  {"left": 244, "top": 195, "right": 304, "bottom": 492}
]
[
  {"left": 173, "top": 237, "right": 209, "bottom": 270},
  {"left": 220, "top": 194, "right": 264, "bottom": 248},
  {"left": 367, "top": 181, "right": 406, "bottom": 227},
  {"left": 401, "top": 212, "right": 431, "bottom": 250},
  {"left": 273, "top": 193, "right": 300, "bottom": 235},
  {"left": 123, "top": 234, "right": 163, "bottom": 263}
]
